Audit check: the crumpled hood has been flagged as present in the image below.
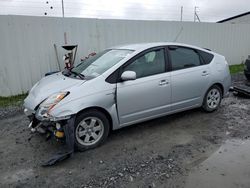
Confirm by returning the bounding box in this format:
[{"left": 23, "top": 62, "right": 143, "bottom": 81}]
[{"left": 24, "top": 72, "right": 84, "bottom": 110}]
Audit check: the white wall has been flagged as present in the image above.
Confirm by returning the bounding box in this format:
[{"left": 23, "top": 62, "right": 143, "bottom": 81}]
[{"left": 0, "top": 15, "right": 250, "bottom": 96}]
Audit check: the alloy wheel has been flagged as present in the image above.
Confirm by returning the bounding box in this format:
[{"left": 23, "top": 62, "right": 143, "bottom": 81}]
[
  {"left": 206, "top": 88, "right": 221, "bottom": 109},
  {"left": 75, "top": 117, "right": 104, "bottom": 146}
]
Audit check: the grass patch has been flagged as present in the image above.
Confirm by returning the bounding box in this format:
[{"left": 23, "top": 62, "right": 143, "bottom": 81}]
[
  {"left": 0, "top": 93, "right": 27, "bottom": 107},
  {"left": 229, "top": 64, "right": 244, "bottom": 74}
]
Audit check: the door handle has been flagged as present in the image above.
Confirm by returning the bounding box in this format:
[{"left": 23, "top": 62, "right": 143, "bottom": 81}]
[
  {"left": 159, "top": 80, "right": 169, "bottom": 86},
  {"left": 202, "top": 70, "right": 209, "bottom": 76}
]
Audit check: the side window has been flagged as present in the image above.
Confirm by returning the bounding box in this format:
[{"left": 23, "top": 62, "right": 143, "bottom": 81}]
[
  {"left": 168, "top": 47, "right": 201, "bottom": 71},
  {"left": 123, "top": 49, "right": 165, "bottom": 79},
  {"left": 197, "top": 50, "right": 214, "bottom": 64}
]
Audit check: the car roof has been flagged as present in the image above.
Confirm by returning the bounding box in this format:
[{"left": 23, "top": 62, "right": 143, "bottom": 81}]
[{"left": 110, "top": 42, "right": 213, "bottom": 53}]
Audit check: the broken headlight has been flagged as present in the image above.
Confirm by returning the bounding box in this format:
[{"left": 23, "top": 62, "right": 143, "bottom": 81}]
[{"left": 36, "top": 92, "right": 69, "bottom": 120}]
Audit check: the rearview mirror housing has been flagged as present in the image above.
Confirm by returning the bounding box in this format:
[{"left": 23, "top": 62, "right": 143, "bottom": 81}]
[{"left": 121, "top": 71, "right": 136, "bottom": 81}]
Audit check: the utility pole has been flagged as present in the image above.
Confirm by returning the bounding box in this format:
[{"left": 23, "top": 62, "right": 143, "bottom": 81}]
[
  {"left": 61, "top": 0, "right": 65, "bottom": 18},
  {"left": 194, "top": 6, "right": 201, "bottom": 22},
  {"left": 61, "top": 0, "right": 67, "bottom": 44},
  {"left": 180, "top": 6, "right": 183, "bottom": 21}
]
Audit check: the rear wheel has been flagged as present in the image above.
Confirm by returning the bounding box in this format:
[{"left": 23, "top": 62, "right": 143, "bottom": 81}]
[
  {"left": 74, "top": 110, "right": 110, "bottom": 151},
  {"left": 202, "top": 85, "right": 222, "bottom": 112}
]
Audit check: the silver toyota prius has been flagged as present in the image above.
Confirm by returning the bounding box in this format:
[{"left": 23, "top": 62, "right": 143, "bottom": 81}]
[{"left": 24, "top": 42, "right": 231, "bottom": 151}]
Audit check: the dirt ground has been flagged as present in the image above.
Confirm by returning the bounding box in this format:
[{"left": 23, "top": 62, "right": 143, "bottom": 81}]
[{"left": 0, "top": 78, "right": 249, "bottom": 188}]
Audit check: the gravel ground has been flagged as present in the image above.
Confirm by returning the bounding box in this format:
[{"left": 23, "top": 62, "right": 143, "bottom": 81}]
[
  {"left": 0, "top": 74, "right": 249, "bottom": 188},
  {"left": 0, "top": 105, "right": 23, "bottom": 120}
]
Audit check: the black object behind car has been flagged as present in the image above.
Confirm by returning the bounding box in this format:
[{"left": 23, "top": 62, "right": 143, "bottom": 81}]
[
  {"left": 244, "top": 58, "right": 250, "bottom": 81},
  {"left": 230, "top": 57, "right": 250, "bottom": 97}
]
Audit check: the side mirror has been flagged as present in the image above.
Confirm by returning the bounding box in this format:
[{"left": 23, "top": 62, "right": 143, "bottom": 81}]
[{"left": 121, "top": 71, "right": 136, "bottom": 81}]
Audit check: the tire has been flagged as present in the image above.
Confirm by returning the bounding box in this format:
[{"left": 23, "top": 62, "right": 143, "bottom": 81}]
[
  {"left": 202, "top": 85, "right": 222, "bottom": 112},
  {"left": 74, "top": 109, "right": 110, "bottom": 151}
]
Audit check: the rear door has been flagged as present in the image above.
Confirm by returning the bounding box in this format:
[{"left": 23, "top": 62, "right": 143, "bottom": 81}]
[
  {"left": 116, "top": 47, "right": 171, "bottom": 125},
  {"left": 167, "top": 46, "right": 211, "bottom": 111}
]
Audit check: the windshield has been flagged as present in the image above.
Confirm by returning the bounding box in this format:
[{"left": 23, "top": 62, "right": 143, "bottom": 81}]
[{"left": 71, "top": 49, "right": 133, "bottom": 78}]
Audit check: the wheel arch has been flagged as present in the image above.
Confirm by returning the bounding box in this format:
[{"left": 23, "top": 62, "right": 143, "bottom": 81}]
[
  {"left": 211, "top": 82, "right": 224, "bottom": 97},
  {"left": 76, "top": 106, "right": 113, "bottom": 131}
]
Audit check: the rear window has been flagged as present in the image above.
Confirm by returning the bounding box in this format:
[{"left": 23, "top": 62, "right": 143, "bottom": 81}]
[{"left": 198, "top": 50, "right": 214, "bottom": 64}]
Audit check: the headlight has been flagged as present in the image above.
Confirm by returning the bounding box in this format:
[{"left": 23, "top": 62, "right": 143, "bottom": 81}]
[{"left": 36, "top": 92, "right": 69, "bottom": 119}]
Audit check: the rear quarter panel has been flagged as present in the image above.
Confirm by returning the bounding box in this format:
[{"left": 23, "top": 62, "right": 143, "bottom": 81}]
[{"left": 209, "top": 54, "right": 231, "bottom": 96}]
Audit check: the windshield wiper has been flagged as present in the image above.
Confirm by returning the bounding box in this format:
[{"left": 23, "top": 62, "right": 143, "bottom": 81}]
[{"left": 70, "top": 70, "right": 85, "bottom": 80}]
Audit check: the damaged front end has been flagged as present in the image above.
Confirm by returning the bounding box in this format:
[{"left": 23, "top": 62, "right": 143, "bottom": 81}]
[
  {"left": 24, "top": 92, "right": 76, "bottom": 166},
  {"left": 26, "top": 112, "right": 69, "bottom": 141},
  {"left": 24, "top": 92, "right": 71, "bottom": 140}
]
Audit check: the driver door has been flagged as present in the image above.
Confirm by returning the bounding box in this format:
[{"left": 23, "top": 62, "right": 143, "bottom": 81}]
[{"left": 116, "top": 48, "right": 171, "bottom": 126}]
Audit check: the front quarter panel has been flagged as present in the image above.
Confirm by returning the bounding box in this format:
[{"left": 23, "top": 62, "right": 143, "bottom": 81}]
[{"left": 49, "top": 79, "right": 120, "bottom": 130}]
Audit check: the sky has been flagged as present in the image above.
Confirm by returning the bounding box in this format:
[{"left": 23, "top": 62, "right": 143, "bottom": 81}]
[{"left": 0, "top": 0, "right": 249, "bottom": 22}]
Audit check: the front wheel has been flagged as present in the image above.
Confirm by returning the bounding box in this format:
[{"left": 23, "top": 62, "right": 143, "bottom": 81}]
[
  {"left": 202, "top": 85, "right": 222, "bottom": 112},
  {"left": 74, "top": 110, "right": 110, "bottom": 151}
]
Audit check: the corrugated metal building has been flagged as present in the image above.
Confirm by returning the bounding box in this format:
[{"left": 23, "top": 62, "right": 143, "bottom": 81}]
[{"left": 217, "top": 11, "right": 250, "bottom": 24}]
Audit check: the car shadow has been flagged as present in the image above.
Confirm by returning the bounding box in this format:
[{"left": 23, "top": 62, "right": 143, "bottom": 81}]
[{"left": 109, "top": 107, "right": 203, "bottom": 139}]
